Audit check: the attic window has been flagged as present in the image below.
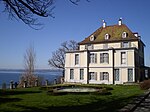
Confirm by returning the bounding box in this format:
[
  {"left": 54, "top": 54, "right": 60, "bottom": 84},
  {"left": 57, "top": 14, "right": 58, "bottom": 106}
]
[
  {"left": 90, "top": 35, "right": 95, "bottom": 41},
  {"left": 122, "top": 32, "right": 128, "bottom": 38},
  {"left": 105, "top": 34, "right": 110, "bottom": 40}
]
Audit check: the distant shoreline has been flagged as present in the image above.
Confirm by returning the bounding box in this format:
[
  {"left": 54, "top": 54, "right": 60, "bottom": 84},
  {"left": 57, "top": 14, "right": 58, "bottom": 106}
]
[{"left": 0, "top": 69, "right": 62, "bottom": 72}]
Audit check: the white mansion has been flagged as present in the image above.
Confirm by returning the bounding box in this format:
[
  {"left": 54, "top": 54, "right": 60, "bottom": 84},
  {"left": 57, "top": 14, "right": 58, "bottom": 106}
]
[{"left": 64, "top": 19, "right": 149, "bottom": 84}]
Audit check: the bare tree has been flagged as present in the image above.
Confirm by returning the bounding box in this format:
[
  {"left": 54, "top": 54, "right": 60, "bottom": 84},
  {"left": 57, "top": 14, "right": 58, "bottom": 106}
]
[
  {"left": 1, "top": 0, "right": 90, "bottom": 28},
  {"left": 19, "top": 45, "right": 37, "bottom": 87},
  {"left": 2, "top": 0, "right": 55, "bottom": 28},
  {"left": 48, "top": 40, "right": 78, "bottom": 77}
]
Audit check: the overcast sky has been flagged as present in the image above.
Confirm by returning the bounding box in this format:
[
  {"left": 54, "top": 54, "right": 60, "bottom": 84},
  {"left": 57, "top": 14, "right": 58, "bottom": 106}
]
[{"left": 0, "top": 0, "right": 150, "bottom": 69}]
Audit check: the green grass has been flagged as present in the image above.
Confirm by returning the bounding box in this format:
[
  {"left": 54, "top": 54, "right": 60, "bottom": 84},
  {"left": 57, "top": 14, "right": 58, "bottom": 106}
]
[{"left": 0, "top": 85, "right": 144, "bottom": 112}]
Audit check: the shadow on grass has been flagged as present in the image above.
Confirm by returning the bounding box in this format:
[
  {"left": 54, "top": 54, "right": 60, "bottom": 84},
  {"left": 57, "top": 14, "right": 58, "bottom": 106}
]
[
  {"left": 0, "top": 97, "right": 22, "bottom": 105},
  {"left": 10, "top": 96, "right": 138, "bottom": 112},
  {"left": 0, "top": 90, "right": 42, "bottom": 96}
]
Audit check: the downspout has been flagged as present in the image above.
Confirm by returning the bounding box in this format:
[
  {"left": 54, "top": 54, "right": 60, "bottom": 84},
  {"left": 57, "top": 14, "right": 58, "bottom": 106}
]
[
  {"left": 112, "top": 48, "right": 115, "bottom": 84},
  {"left": 87, "top": 49, "right": 89, "bottom": 84}
]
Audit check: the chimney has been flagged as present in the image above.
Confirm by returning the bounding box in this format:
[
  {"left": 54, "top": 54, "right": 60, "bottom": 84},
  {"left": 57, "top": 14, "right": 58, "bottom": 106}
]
[
  {"left": 118, "top": 18, "right": 122, "bottom": 25},
  {"left": 102, "top": 20, "right": 106, "bottom": 28}
]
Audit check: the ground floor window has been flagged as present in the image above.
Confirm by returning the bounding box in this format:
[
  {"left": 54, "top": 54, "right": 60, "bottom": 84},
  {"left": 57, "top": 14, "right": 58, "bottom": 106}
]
[
  {"left": 80, "top": 69, "right": 84, "bottom": 80},
  {"left": 100, "top": 72, "right": 109, "bottom": 80},
  {"left": 70, "top": 69, "right": 74, "bottom": 79},
  {"left": 114, "top": 69, "right": 119, "bottom": 81},
  {"left": 89, "top": 72, "right": 97, "bottom": 80},
  {"left": 128, "top": 68, "right": 133, "bottom": 82}
]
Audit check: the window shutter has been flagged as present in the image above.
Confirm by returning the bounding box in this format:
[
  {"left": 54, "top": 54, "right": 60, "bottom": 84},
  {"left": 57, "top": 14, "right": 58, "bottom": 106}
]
[
  {"left": 89, "top": 73, "right": 91, "bottom": 80},
  {"left": 100, "top": 72, "right": 103, "bottom": 80},
  {"left": 100, "top": 54, "right": 103, "bottom": 63},
  {"left": 95, "top": 54, "right": 97, "bottom": 63},
  {"left": 107, "top": 73, "right": 109, "bottom": 80},
  {"left": 95, "top": 72, "right": 97, "bottom": 80},
  {"left": 107, "top": 54, "right": 109, "bottom": 63}
]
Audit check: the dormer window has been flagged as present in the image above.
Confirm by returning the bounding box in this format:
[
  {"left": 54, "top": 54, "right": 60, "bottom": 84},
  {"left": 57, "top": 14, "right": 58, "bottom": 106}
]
[
  {"left": 90, "top": 35, "right": 95, "bottom": 41},
  {"left": 105, "top": 34, "right": 110, "bottom": 40},
  {"left": 122, "top": 32, "right": 128, "bottom": 38}
]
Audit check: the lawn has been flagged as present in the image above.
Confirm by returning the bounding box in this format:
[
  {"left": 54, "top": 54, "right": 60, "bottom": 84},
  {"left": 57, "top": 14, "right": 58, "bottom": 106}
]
[{"left": 0, "top": 85, "right": 144, "bottom": 112}]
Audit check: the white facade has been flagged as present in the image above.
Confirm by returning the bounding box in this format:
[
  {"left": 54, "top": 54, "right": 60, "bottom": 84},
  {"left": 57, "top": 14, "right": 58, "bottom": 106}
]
[{"left": 64, "top": 20, "right": 145, "bottom": 84}]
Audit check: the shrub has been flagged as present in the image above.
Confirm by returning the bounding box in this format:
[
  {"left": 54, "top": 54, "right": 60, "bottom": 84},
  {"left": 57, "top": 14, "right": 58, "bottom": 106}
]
[{"left": 140, "top": 79, "right": 150, "bottom": 90}]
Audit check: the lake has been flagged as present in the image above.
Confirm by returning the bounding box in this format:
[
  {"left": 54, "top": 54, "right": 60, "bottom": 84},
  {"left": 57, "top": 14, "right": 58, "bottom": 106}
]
[{"left": 0, "top": 69, "right": 62, "bottom": 89}]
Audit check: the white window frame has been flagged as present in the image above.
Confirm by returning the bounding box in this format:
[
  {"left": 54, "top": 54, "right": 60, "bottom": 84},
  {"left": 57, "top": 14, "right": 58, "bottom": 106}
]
[
  {"left": 122, "top": 32, "right": 127, "bottom": 38},
  {"left": 121, "top": 42, "right": 129, "bottom": 48},
  {"left": 90, "top": 35, "right": 95, "bottom": 41},
  {"left": 103, "top": 43, "right": 108, "bottom": 49},
  {"left": 121, "top": 52, "right": 126, "bottom": 64},
  {"left": 89, "top": 72, "right": 97, "bottom": 80},
  {"left": 114, "top": 69, "right": 119, "bottom": 81},
  {"left": 128, "top": 68, "right": 133, "bottom": 82},
  {"left": 75, "top": 54, "right": 79, "bottom": 65},
  {"left": 85, "top": 44, "right": 94, "bottom": 50},
  {"left": 100, "top": 72, "right": 109, "bottom": 80},
  {"left": 90, "top": 53, "right": 97, "bottom": 63},
  {"left": 100, "top": 53, "right": 109, "bottom": 63},
  {"left": 105, "top": 34, "right": 110, "bottom": 40},
  {"left": 80, "top": 69, "right": 84, "bottom": 80},
  {"left": 70, "top": 69, "right": 74, "bottom": 79}
]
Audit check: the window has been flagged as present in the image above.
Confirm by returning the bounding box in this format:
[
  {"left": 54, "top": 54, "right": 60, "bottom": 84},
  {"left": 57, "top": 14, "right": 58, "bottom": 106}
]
[
  {"left": 103, "top": 43, "right": 108, "bottom": 49},
  {"left": 122, "top": 32, "right": 128, "bottom": 38},
  {"left": 70, "top": 69, "right": 74, "bottom": 79},
  {"left": 114, "top": 69, "right": 119, "bottom": 81},
  {"left": 100, "top": 72, "right": 109, "bottom": 80},
  {"left": 80, "top": 69, "right": 84, "bottom": 80},
  {"left": 128, "top": 69, "right": 133, "bottom": 82},
  {"left": 90, "top": 35, "right": 95, "bottom": 41},
  {"left": 121, "top": 42, "right": 129, "bottom": 48},
  {"left": 89, "top": 72, "right": 97, "bottom": 80},
  {"left": 85, "top": 44, "right": 93, "bottom": 50},
  {"left": 121, "top": 52, "right": 126, "bottom": 64},
  {"left": 75, "top": 54, "right": 79, "bottom": 65},
  {"left": 105, "top": 34, "right": 110, "bottom": 40},
  {"left": 90, "top": 53, "right": 97, "bottom": 63},
  {"left": 100, "top": 53, "right": 109, "bottom": 63}
]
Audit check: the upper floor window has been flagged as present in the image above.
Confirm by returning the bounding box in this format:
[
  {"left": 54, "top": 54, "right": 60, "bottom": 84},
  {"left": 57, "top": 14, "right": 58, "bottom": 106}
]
[
  {"left": 75, "top": 54, "right": 79, "bottom": 65},
  {"left": 103, "top": 43, "right": 108, "bottom": 49},
  {"left": 121, "top": 42, "right": 130, "bottom": 48},
  {"left": 121, "top": 52, "right": 126, "bottom": 64},
  {"left": 122, "top": 32, "right": 128, "bottom": 38},
  {"left": 105, "top": 34, "right": 110, "bottom": 40},
  {"left": 90, "top": 53, "right": 97, "bottom": 63},
  {"left": 100, "top": 53, "right": 109, "bottom": 63},
  {"left": 85, "top": 44, "right": 94, "bottom": 50}
]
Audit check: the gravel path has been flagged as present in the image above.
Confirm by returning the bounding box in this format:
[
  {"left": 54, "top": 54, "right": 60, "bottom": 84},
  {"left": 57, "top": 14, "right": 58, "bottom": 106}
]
[{"left": 133, "top": 94, "right": 150, "bottom": 112}]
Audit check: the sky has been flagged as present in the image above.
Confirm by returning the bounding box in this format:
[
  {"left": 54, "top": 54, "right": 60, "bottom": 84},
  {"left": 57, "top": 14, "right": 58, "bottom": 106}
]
[{"left": 0, "top": 0, "right": 150, "bottom": 69}]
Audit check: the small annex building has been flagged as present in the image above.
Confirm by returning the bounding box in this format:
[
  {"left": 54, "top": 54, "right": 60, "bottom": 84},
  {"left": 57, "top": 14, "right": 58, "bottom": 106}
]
[{"left": 64, "top": 18, "right": 149, "bottom": 84}]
